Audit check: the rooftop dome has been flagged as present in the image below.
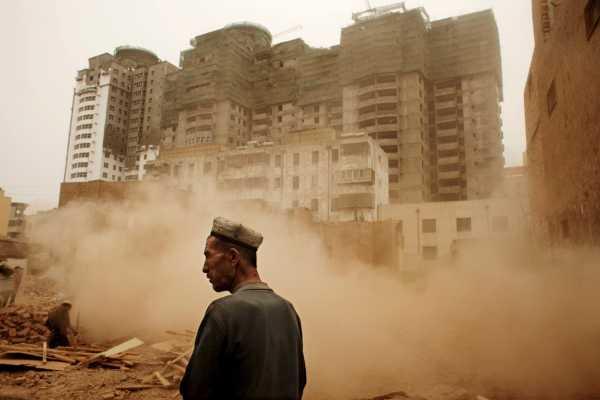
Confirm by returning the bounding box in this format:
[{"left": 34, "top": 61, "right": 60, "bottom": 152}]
[{"left": 114, "top": 45, "right": 159, "bottom": 66}]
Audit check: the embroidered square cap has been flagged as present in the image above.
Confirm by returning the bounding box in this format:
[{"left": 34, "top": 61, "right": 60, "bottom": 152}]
[{"left": 211, "top": 217, "right": 263, "bottom": 250}]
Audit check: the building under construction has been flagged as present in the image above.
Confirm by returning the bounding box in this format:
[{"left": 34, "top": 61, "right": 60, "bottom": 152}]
[{"left": 161, "top": 3, "right": 504, "bottom": 203}]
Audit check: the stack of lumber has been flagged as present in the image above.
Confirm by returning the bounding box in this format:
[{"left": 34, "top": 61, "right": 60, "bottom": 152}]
[{"left": 0, "top": 338, "right": 143, "bottom": 371}]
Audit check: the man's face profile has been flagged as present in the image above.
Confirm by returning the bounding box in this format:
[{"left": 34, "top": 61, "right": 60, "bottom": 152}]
[{"left": 203, "top": 236, "right": 236, "bottom": 292}]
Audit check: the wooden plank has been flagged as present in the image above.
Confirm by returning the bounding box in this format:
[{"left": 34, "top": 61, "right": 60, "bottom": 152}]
[
  {"left": 0, "top": 358, "right": 69, "bottom": 371},
  {"left": 154, "top": 371, "right": 171, "bottom": 387},
  {"left": 168, "top": 363, "right": 186, "bottom": 374},
  {"left": 99, "top": 338, "right": 143, "bottom": 357},
  {"left": 115, "top": 384, "right": 164, "bottom": 391},
  {"left": 165, "top": 330, "right": 194, "bottom": 338},
  {"left": 151, "top": 341, "right": 175, "bottom": 353},
  {"left": 0, "top": 351, "right": 76, "bottom": 364},
  {"left": 78, "top": 338, "right": 143, "bottom": 368}
]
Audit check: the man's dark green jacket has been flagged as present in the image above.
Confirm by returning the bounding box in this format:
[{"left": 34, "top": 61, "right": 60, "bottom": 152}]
[{"left": 180, "top": 282, "right": 306, "bottom": 400}]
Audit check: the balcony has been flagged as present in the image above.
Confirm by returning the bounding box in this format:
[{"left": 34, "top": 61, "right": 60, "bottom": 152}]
[
  {"left": 435, "top": 100, "right": 457, "bottom": 109},
  {"left": 335, "top": 168, "right": 375, "bottom": 185},
  {"left": 438, "top": 171, "right": 461, "bottom": 180},
  {"left": 438, "top": 142, "right": 459, "bottom": 151},
  {"left": 434, "top": 87, "right": 458, "bottom": 97},
  {"left": 218, "top": 164, "right": 269, "bottom": 181},
  {"left": 358, "top": 82, "right": 397, "bottom": 96},
  {"left": 438, "top": 185, "right": 462, "bottom": 194},
  {"left": 331, "top": 192, "right": 375, "bottom": 211},
  {"left": 438, "top": 156, "right": 460, "bottom": 165},
  {"left": 437, "top": 128, "right": 458, "bottom": 137}
]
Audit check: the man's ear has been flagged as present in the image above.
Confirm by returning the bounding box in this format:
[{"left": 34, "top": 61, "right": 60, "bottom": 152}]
[{"left": 228, "top": 247, "right": 241, "bottom": 266}]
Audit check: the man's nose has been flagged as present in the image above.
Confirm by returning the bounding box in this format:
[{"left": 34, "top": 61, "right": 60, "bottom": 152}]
[{"left": 202, "top": 262, "right": 208, "bottom": 273}]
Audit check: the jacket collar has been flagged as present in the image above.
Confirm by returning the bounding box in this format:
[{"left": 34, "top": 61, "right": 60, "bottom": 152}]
[{"left": 233, "top": 281, "right": 271, "bottom": 294}]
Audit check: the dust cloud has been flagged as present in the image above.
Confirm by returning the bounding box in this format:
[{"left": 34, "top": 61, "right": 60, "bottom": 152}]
[{"left": 29, "top": 184, "right": 600, "bottom": 399}]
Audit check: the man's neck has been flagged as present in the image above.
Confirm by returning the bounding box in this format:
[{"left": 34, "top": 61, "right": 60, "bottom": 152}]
[{"left": 231, "top": 276, "right": 263, "bottom": 293}]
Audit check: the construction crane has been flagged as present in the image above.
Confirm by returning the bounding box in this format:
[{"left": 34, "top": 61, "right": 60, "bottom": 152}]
[
  {"left": 352, "top": 1, "right": 407, "bottom": 22},
  {"left": 272, "top": 25, "right": 303, "bottom": 40}
]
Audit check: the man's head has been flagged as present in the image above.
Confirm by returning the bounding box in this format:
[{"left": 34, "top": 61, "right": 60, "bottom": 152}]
[{"left": 202, "top": 217, "right": 263, "bottom": 293}]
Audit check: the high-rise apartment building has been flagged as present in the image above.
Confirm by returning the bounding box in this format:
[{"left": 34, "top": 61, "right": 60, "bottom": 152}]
[
  {"left": 64, "top": 46, "right": 176, "bottom": 183},
  {"left": 161, "top": 5, "right": 504, "bottom": 204}
]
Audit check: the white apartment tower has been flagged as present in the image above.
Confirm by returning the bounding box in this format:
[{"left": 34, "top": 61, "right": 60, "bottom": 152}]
[{"left": 64, "top": 47, "right": 176, "bottom": 183}]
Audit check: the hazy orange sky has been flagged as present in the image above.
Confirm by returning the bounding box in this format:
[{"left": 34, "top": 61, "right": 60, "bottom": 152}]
[{"left": 0, "top": 0, "right": 533, "bottom": 211}]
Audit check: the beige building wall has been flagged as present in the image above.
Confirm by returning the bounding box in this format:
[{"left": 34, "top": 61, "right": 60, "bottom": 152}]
[
  {"left": 0, "top": 189, "right": 11, "bottom": 238},
  {"left": 380, "top": 198, "right": 529, "bottom": 269},
  {"left": 525, "top": 0, "right": 600, "bottom": 246},
  {"left": 147, "top": 129, "right": 389, "bottom": 222}
]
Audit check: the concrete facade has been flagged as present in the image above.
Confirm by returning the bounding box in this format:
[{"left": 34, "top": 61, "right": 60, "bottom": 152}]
[
  {"left": 7, "top": 202, "right": 28, "bottom": 241},
  {"left": 64, "top": 47, "right": 177, "bottom": 184},
  {"left": 525, "top": 0, "right": 600, "bottom": 245},
  {"left": 0, "top": 189, "right": 10, "bottom": 238},
  {"left": 380, "top": 198, "right": 529, "bottom": 268},
  {"left": 161, "top": 8, "right": 504, "bottom": 204},
  {"left": 146, "top": 129, "right": 389, "bottom": 222}
]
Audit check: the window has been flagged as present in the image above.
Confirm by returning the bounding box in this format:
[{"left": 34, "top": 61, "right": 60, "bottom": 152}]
[
  {"left": 275, "top": 155, "right": 282, "bottom": 167},
  {"left": 422, "top": 219, "right": 436, "bottom": 233},
  {"left": 103, "top": 162, "right": 108, "bottom": 168},
  {"left": 203, "top": 162, "right": 212, "bottom": 173},
  {"left": 293, "top": 176, "right": 300, "bottom": 190},
  {"left": 311, "top": 199, "right": 319, "bottom": 212},
  {"left": 585, "top": 0, "right": 600, "bottom": 39},
  {"left": 292, "top": 200, "right": 299, "bottom": 208},
  {"left": 331, "top": 149, "right": 339, "bottom": 162},
  {"left": 456, "top": 217, "right": 472, "bottom": 232},
  {"left": 102, "top": 172, "right": 108, "bottom": 178},
  {"left": 312, "top": 151, "right": 319, "bottom": 164},
  {"left": 547, "top": 79, "right": 557, "bottom": 115},
  {"left": 274, "top": 177, "right": 281, "bottom": 189},
  {"left": 492, "top": 216, "right": 509, "bottom": 232},
  {"left": 311, "top": 175, "right": 318, "bottom": 188},
  {"left": 293, "top": 153, "right": 299, "bottom": 166},
  {"left": 422, "top": 246, "right": 438, "bottom": 260}
]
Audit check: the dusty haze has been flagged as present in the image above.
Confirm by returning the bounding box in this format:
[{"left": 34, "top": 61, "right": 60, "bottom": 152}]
[{"left": 29, "top": 185, "right": 600, "bottom": 399}]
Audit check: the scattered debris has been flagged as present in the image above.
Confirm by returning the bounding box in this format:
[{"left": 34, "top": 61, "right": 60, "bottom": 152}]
[
  {"left": 0, "top": 358, "right": 69, "bottom": 371},
  {"left": 0, "top": 304, "right": 51, "bottom": 344}
]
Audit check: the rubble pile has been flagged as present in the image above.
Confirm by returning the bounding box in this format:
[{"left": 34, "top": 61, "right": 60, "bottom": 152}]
[
  {"left": 20, "top": 274, "right": 59, "bottom": 306},
  {"left": 0, "top": 304, "right": 50, "bottom": 344}
]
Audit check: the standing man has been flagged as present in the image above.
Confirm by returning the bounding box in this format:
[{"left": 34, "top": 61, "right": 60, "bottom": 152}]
[
  {"left": 181, "top": 217, "right": 306, "bottom": 400},
  {"left": 45, "top": 300, "right": 78, "bottom": 348}
]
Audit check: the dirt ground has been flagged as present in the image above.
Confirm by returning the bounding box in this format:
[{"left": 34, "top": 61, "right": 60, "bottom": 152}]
[{"left": 0, "top": 273, "right": 188, "bottom": 400}]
